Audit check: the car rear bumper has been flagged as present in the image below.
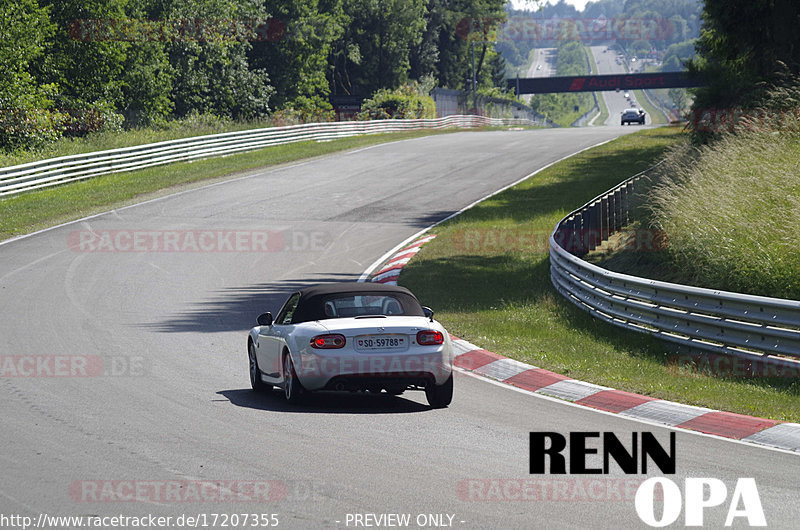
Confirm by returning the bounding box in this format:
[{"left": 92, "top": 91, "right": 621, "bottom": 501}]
[
  {"left": 296, "top": 350, "right": 453, "bottom": 390},
  {"left": 323, "top": 373, "right": 435, "bottom": 392}
]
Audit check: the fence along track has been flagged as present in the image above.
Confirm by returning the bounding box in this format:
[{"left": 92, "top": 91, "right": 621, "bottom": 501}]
[
  {"left": 0, "top": 115, "right": 537, "bottom": 197},
  {"left": 549, "top": 167, "right": 800, "bottom": 370}
]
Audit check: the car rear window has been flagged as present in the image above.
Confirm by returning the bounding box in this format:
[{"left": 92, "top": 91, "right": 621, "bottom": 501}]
[
  {"left": 289, "top": 285, "right": 426, "bottom": 323},
  {"left": 321, "top": 294, "right": 407, "bottom": 318}
]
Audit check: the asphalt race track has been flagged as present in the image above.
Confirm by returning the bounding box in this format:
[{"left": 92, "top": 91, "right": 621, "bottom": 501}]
[
  {"left": 1, "top": 128, "right": 797, "bottom": 528},
  {"left": 521, "top": 48, "right": 556, "bottom": 106},
  {"left": 590, "top": 46, "right": 647, "bottom": 127}
]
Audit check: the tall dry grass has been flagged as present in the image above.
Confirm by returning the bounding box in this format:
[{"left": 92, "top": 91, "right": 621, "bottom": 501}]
[{"left": 646, "top": 132, "right": 800, "bottom": 299}]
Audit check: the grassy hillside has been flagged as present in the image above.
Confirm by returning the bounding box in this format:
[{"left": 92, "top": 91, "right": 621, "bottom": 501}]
[{"left": 642, "top": 132, "right": 799, "bottom": 299}]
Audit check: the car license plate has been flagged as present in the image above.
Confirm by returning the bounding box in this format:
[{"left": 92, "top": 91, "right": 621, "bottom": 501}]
[{"left": 354, "top": 335, "right": 408, "bottom": 351}]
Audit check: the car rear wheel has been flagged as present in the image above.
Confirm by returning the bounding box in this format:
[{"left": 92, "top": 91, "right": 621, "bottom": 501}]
[
  {"left": 283, "top": 353, "right": 305, "bottom": 403},
  {"left": 249, "top": 342, "right": 269, "bottom": 392},
  {"left": 425, "top": 374, "right": 453, "bottom": 408}
]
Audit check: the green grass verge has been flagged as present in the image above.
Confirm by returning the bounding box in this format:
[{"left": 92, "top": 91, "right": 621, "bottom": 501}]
[
  {"left": 400, "top": 126, "right": 800, "bottom": 422},
  {"left": 594, "top": 96, "right": 610, "bottom": 126},
  {"left": 528, "top": 46, "right": 595, "bottom": 127},
  {"left": 599, "top": 132, "right": 800, "bottom": 301},
  {"left": 0, "top": 129, "right": 462, "bottom": 241},
  {"left": 585, "top": 47, "right": 608, "bottom": 126},
  {"left": 633, "top": 90, "right": 667, "bottom": 125},
  {"left": 554, "top": 106, "right": 594, "bottom": 128}
]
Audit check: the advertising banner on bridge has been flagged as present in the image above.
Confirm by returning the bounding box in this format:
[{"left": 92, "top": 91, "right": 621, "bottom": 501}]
[{"left": 509, "top": 72, "right": 702, "bottom": 94}]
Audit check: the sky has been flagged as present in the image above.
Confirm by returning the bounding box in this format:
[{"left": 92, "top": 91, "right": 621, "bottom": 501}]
[{"left": 511, "top": 0, "right": 593, "bottom": 12}]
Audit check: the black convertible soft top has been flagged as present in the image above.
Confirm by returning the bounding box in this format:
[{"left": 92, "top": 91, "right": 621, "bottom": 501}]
[{"left": 290, "top": 282, "right": 425, "bottom": 323}]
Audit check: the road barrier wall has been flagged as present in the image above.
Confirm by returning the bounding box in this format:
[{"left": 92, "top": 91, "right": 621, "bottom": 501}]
[
  {"left": 549, "top": 167, "right": 800, "bottom": 369},
  {"left": 0, "top": 115, "right": 537, "bottom": 197}
]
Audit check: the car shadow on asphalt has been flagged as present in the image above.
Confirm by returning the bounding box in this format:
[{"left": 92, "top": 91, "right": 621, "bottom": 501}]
[
  {"left": 217, "top": 388, "right": 432, "bottom": 414},
  {"left": 141, "top": 274, "right": 360, "bottom": 333}
]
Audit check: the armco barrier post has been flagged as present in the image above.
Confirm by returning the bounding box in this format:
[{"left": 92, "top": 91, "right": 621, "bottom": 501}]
[
  {"left": 582, "top": 206, "right": 594, "bottom": 253},
  {"left": 619, "top": 184, "right": 628, "bottom": 226},
  {"left": 613, "top": 189, "right": 623, "bottom": 232},
  {"left": 572, "top": 212, "right": 585, "bottom": 256},
  {"left": 600, "top": 196, "right": 609, "bottom": 241}
]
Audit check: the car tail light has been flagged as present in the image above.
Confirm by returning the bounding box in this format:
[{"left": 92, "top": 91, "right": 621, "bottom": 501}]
[
  {"left": 416, "top": 330, "right": 444, "bottom": 346},
  {"left": 310, "top": 334, "right": 346, "bottom": 349}
]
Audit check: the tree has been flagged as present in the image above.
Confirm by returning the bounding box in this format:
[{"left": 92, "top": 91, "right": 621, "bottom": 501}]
[
  {"left": 117, "top": 1, "right": 175, "bottom": 125},
  {"left": 461, "top": 1, "right": 507, "bottom": 90},
  {"left": 0, "top": 0, "right": 64, "bottom": 150},
  {"left": 0, "top": 0, "right": 56, "bottom": 108},
  {"left": 34, "top": 0, "right": 130, "bottom": 111},
  {"left": 332, "top": 0, "right": 426, "bottom": 96},
  {"left": 487, "top": 50, "right": 507, "bottom": 88},
  {"left": 689, "top": 0, "right": 800, "bottom": 111},
  {"left": 661, "top": 39, "right": 695, "bottom": 72},
  {"left": 426, "top": 0, "right": 506, "bottom": 92},
  {"left": 161, "top": 0, "right": 273, "bottom": 120},
  {"left": 668, "top": 87, "right": 687, "bottom": 116},
  {"left": 251, "top": 0, "right": 343, "bottom": 114},
  {"left": 357, "top": 82, "right": 435, "bottom": 119}
]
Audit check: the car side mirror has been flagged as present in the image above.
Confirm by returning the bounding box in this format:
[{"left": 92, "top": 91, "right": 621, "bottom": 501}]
[
  {"left": 257, "top": 312, "right": 273, "bottom": 326},
  {"left": 422, "top": 306, "right": 434, "bottom": 322}
]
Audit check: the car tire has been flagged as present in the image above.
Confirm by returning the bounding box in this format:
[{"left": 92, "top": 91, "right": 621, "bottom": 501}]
[
  {"left": 425, "top": 374, "right": 453, "bottom": 408},
  {"left": 283, "top": 353, "right": 305, "bottom": 403},
  {"left": 249, "top": 342, "right": 269, "bottom": 392}
]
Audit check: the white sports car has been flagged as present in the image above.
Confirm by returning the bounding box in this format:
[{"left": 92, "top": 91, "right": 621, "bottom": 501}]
[{"left": 247, "top": 282, "right": 454, "bottom": 408}]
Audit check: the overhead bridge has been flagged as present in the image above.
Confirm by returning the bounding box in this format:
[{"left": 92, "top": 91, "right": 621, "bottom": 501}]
[{"left": 509, "top": 72, "right": 704, "bottom": 94}]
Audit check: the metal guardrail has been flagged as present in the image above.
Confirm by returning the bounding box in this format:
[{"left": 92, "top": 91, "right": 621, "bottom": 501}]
[
  {"left": 549, "top": 168, "right": 800, "bottom": 368},
  {"left": 0, "top": 115, "right": 537, "bottom": 197}
]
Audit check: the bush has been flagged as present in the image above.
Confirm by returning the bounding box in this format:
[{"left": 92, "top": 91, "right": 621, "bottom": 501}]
[
  {"left": 62, "top": 102, "right": 124, "bottom": 137},
  {"left": 358, "top": 83, "right": 435, "bottom": 120},
  {"left": 0, "top": 108, "right": 67, "bottom": 152},
  {"left": 0, "top": 101, "right": 123, "bottom": 152},
  {"left": 270, "top": 96, "right": 335, "bottom": 126}
]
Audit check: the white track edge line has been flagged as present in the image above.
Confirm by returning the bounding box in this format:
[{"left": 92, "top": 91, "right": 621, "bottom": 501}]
[
  {"left": 455, "top": 367, "right": 800, "bottom": 457},
  {"left": 358, "top": 137, "right": 616, "bottom": 281}
]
